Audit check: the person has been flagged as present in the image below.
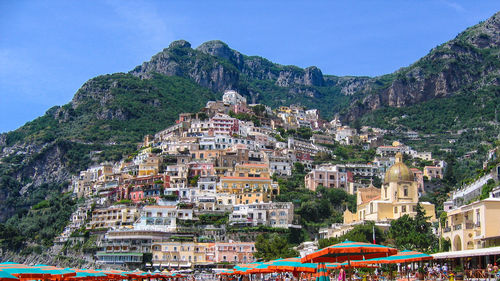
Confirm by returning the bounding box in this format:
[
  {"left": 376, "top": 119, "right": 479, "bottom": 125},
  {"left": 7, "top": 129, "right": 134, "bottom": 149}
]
[
  {"left": 284, "top": 274, "right": 291, "bottom": 281},
  {"left": 443, "top": 264, "right": 448, "bottom": 277},
  {"left": 338, "top": 269, "right": 346, "bottom": 281}
]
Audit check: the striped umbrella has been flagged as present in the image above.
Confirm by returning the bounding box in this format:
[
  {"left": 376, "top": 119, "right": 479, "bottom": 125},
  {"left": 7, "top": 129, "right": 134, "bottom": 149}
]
[
  {"left": 301, "top": 240, "right": 397, "bottom": 263},
  {"left": 313, "top": 263, "right": 329, "bottom": 281},
  {"left": 352, "top": 250, "right": 433, "bottom": 281},
  {"left": 0, "top": 263, "right": 53, "bottom": 279},
  {"left": 32, "top": 265, "right": 77, "bottom": 279},
  {"left": 326, "top": 262, "right": 379, "bottom": 270},
  {"left": 217, "top": 269, "right": 235, "bottom": 276},
  {"left": 267, "top": 257, "right": 320, "bottom": 273},
  {"left": 64, "top": 269, "right": 108, "bottom": 280},
  {"left": 351, "top": 250, "right": 433, "bottom": 265},
  {"left": 0, "top": 270, "right": 19, "bottom": 281},
  {"left": 233, "top": 262, "right": 263, "bottom": 275}
]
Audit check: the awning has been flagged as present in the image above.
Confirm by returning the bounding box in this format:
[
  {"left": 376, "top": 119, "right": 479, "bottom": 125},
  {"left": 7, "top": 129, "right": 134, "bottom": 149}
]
[{"left": 432, "top": 246, "right": 500, "bottom": 259}]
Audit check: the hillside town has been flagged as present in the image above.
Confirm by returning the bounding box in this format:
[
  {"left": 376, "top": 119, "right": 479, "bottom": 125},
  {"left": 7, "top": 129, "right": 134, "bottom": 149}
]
[{"left": 54, "top": 90, "right": 500, "bottom": 271}]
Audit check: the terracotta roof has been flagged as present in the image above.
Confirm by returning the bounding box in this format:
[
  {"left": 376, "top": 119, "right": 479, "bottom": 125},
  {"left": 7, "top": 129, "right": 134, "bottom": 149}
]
[{"left": 358, "top": 186, "right": 381, "bottom": 204}]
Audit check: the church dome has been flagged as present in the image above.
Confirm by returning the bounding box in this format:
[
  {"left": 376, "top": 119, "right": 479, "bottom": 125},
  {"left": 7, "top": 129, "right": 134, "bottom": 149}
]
[{"left": 384, "top": 153, "right": 414, "bottom": 183}]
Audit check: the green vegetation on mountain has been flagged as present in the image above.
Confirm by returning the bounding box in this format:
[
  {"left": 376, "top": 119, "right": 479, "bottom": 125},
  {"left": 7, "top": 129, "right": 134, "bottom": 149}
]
[
  {"left": 275, "top": 163, "right": 356, "bottom": 240},
  {"left": 0, "top": 11, "right": 499, "bottom": 256}
]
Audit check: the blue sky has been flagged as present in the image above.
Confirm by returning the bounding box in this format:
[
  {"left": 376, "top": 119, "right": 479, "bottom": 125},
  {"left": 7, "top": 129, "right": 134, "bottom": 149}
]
[{"left": 1, "top": 1, "right": 499, "bottom": 133}]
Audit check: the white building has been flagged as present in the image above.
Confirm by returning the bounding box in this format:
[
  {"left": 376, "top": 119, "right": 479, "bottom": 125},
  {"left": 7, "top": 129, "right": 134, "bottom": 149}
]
[{"left": 222, "top": 90, "right": 247, "bottom": 105}]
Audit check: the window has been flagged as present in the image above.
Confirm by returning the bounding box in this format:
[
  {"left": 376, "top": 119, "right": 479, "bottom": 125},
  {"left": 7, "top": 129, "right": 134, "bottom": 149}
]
[
  {"left": 402, "top": 206, "right": 406, "bottom": 213},
  {"left": 394, "top": 207, "right": 398, "bottom": 213},
  {"left": 403, "top": 186, "right": 408, "bottom": 197}
]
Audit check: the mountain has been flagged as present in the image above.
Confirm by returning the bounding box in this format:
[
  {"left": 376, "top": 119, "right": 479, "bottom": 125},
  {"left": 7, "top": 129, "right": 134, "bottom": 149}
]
[
  {"left": 0, "top": 11, "right": 499, "bottom": 243},
  {"left": 348, "top": 11, "right": 500, "bottom": 122}
]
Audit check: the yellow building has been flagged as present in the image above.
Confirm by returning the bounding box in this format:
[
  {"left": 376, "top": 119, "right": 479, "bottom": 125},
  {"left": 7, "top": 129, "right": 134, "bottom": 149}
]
[
  {"left": 321, "top": 153, "right": 437, "bottom": 239},
  {"left": 217, "top": 163, "right": 279, "bottom": 204},
  {"left": 88, "top": 206, "right": 139, "bottom": 229},
  {"left": 138, "top": 156, "right": 161, "bottom": 177},
  {"left": 151, "top": 241, "right": 213, "bottom": 268},
  {"left": 345, "top": 153, "right": 435, "bottom": 224},
  {"left": 441, "top": 198, "right": 500, "bottom": 251}
]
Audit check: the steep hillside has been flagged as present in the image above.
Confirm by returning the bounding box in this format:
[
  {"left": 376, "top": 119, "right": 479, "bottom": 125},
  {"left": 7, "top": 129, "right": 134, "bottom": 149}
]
[
  {"left": 346, "top": 11, "right": 500, "bottom": 121},
  {"left": 0, "top": 74, "right": 215, "bottom": 221},
  {"left": 1, "top": 11, "right": 499, "bottom": 242}
]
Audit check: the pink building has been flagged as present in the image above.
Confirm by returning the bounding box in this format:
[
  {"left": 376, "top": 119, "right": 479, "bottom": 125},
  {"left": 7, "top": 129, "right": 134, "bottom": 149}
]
[
  {"left": 188, "top": 162, "right": 215, "bottom": 178},
  {"left": 215, "top": 242, "right": 255, "bottom": 264},
  {"left": 304, "top": 166, "right": 348, "bottom": 191},
  {"left": 411, "top": 168, "right": 424, "bottom": 193},
  {"left": 210, "top": 114, "right": 239, "bottom": 135}
]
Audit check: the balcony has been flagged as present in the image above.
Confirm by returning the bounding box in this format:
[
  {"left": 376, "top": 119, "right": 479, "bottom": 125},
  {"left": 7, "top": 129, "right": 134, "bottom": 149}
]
[
  {"left": 453, "top": 224, "right": 462, "bottom": 231},
  {"left": 465, "top": 222, "right": 475, "bottom": 230}
]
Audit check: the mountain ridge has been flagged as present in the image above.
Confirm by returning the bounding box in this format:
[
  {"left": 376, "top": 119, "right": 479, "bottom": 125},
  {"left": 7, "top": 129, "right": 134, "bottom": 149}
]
[{"left": 1, "top": 10, "right": 499, "bottom": 227}]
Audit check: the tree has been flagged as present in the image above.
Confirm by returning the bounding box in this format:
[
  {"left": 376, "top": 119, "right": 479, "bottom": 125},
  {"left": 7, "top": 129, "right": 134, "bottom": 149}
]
[
  {"left": 318, "top": 222, "right": 386, "bottom": 248},
  {"left": 443, "top": 154, "right": 457, "bottom": 187},
  {"left": 293, "top": 162, "right": 305, "bottom": 174},
  {"left": 254, "top": 233, "right": 299, "bottom": 261},
  {"left": 388, "top": 203, "right": 438, "bottom": 252}
]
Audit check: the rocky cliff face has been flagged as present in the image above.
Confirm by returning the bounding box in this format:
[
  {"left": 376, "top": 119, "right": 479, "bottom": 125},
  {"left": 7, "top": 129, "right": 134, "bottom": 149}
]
[
  {"left": 132, "top": 40, "right": 327, "bottom": 93},
  {"left": 344, "top": 11, "right": 500, "bottom": 121},
  {"left": 1, "top": 11, "right": 499, "bottom": 236},
  {"left": 131, "top": 40, "right": 240, "bottom": 93}
]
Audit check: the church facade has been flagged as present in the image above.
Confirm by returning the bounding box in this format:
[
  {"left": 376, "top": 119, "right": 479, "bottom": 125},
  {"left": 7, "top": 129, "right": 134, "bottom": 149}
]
[{"left": 321, "top": 153, "right": 436, "bottom": 239}]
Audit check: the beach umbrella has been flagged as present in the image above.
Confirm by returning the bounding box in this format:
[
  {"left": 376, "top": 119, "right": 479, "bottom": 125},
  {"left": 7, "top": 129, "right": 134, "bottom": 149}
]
[
  {"left": 0, "top": 263, "right": 53, "bottom": 279},
  {"left": 217, "top": 269, "right": 235, "bottom": 276},
  {"left": 350, "top": 250, "right": 433, "bottom": 265},
  {"left": 32, "top": 265, "right": 77, "bottom": 279},
  {"left": 313, "top": 263, "right": 329, "bottom": 281},
  {"left": 65, "top": 269, "right": 108, "bottom": 280},
  {"left": 302, "top": 241, "right": 397, "bottom": 281},
  {"left": 95, "top": 269, "right": 129, "bottom": 279},
  {"left": 233, "top": 262, "right": 263, "bottom": 275},
  {"left": 351, "top": 250, "right": 433, "bottom": 281},
  {"left": 301, "top": 240, "right": 398, "bottom": 263},
  {"left": 326, "top": 262, "right": 379, "bottom": 270},
  {"left": 0, "top": 270, "right": 19, "bottom": 281},
  {"left": 267, "top": 257, "right": 320, "bottom": 273}
]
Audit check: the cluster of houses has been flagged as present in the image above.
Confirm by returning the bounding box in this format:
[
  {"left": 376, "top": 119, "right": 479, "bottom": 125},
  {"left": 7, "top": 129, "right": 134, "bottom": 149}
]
[{"left": 54, "top": 90, "right": 499, "bottom": 270}]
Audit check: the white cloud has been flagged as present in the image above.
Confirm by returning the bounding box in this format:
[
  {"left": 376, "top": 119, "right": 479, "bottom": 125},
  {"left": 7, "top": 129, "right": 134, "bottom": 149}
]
[{"left": 440, "top": 0, "right": 465, "bottom": 12}]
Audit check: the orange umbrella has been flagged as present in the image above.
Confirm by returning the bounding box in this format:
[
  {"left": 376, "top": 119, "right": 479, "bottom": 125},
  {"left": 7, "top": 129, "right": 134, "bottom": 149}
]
[{"left": 302, "top": 241, "right": 397, "bottom": 264}]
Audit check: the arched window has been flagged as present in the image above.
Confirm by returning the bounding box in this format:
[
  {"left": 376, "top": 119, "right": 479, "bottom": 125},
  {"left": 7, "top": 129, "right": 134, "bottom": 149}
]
[{"left": 403, "top": 186, "right": 408, "bottom": 197}]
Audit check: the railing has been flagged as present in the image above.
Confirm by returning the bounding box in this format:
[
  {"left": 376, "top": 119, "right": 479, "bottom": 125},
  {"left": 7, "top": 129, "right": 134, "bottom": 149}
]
[
  {"left": 465, "top": 222, "right": 475, "bottom": 229},
  {"left": 453, "top": 224, "right": 462, "bottom": 231},
  {"left": 444, "top": 227, "right": 451, "bottom": 233}
]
